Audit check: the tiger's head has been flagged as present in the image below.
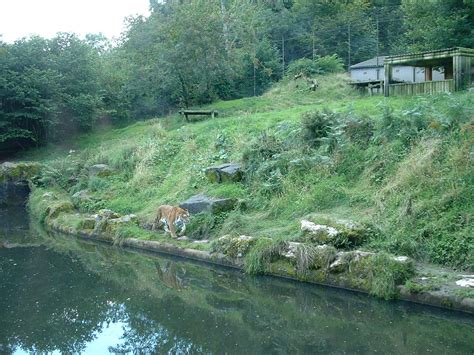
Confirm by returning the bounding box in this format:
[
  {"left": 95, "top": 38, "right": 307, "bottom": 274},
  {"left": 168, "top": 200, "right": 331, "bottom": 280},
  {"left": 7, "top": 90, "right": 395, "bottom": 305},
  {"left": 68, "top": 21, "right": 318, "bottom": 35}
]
[{"left": 178, "top": 208, "right": 190, "bottom": 224}]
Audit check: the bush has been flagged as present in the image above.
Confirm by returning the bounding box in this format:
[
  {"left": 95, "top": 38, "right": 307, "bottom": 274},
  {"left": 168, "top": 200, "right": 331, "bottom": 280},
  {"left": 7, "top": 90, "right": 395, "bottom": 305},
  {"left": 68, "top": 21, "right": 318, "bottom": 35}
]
[
  {"left": 242, "top": 132, "right": 289, "bottom": 196},
  {"left": 301, "top": 109, "right": 341, "bottom": 151},
  {"left": 343, "top": 113, "right": 374, "bottom": 146},
  {"left": 314, "top": 54, "right": 344, "bottom": 74},
  {"left": 286, "top": 58, "right": 321, "bottom": 77},
  {"left": 286, "top": 55, "right": 344, "bottom": 78}
]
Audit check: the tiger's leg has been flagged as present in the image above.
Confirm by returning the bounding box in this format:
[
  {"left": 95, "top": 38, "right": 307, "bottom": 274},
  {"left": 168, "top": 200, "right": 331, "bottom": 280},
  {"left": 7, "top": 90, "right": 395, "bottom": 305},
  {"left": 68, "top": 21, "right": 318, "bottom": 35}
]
[
  {"left": 152, "top": 209, "right": 162, "bottom": 231},
  {"left": 169, "top": 222, "right": 178, "bottom": 238},
  {"left": 178, "top": 222, "right": 186, "bottom": 236}
]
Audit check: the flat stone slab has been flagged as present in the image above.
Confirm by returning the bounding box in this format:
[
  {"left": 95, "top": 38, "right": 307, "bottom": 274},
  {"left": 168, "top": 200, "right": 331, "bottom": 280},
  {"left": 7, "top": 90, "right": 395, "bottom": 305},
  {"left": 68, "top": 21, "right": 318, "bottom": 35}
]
[
  {"left": 205, "top": 163, "right": 242, "bottom": 183},
  {"left": 179, "top": 194, "right": 237, "bottom": 214}
]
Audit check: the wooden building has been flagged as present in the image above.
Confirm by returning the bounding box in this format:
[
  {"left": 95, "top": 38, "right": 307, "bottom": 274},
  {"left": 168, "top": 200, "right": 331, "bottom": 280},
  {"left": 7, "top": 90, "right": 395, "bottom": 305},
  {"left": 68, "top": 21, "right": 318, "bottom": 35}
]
[
  {"left": 384, "top": 47, "right": 474, "bottom": 96},
  {"left": 349, "top": 56, "right": 443, "bottom": 94}
]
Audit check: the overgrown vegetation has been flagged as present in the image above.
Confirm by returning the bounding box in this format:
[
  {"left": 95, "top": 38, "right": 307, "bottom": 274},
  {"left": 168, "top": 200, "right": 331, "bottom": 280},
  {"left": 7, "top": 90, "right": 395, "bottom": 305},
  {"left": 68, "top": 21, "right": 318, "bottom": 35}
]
[
  {"left": 22, "top": 74, "right": 474, "bottom": 279},
  {"left": 365, "top": 253, "right": 415, "bottom": 300}
]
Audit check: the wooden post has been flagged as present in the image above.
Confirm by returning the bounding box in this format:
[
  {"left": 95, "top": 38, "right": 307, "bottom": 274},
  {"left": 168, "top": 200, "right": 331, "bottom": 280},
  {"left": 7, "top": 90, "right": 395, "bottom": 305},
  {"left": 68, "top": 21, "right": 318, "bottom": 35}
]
[
  {"left": 445, "top": 59, "right": 454, "bottom": 79},
  {"left": 384, "top": 63, "right": 391, "bottom": 96},
  {"left": 424, "top": 66, "right": 432, "bottom": 81},
  {"left": 453, "top": 55, "right": 469, "bottom": 91}
]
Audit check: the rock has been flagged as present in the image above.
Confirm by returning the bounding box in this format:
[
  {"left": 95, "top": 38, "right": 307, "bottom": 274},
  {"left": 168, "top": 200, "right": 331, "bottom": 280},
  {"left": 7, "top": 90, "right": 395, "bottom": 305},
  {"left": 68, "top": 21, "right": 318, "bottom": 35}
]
[
  {"left": 180, "top": 194, "right": 237, "bottom": 214},
  {"left": 212, "top": 235, "right": 256, "bottom": 258},
  {"left": 177, "top": 236, "right": 189, "bottom": 241},
  {"left": 78, "top": 217, "right": 96, "bottom": 230},
  {"left": 300, "top": 216, "right": 369, "bottom": 248},
  {"left": 42, "top": 192, "right": 56, "bottom": 200},
  {"left": 46, "top": 201, "right": 75, "bottom": 220},
  {"left": 72, "top": 189, "right": 92, "bottom": 205},
  {"left": 300, "top": 220, "right": 339, "bottom": 245},
  {"left": 329, "top": 250, "right": 375, "bottom": 273},
  {"left": 89, "top": 164, "right": 113, "bottom": 177},
  {"left": 0, "top": 162, "right": 41, "bottom": 183},
  {"left": 301, "top": 220, "right": 339, "bottom": 238},
  {"left": 103, "top": 214, "right": 139, "bottom": 234},
  {"left": 205, "top": 163, "right": 242, "bottom": 183},
  {"left": 193, "top": 239, "right": 209, "bottom": 244},
  {"left": 97, "top": 209, "right": 121, "bottom": 219},
  {"left": 282, "top": 241, "right": 303, "bottom": 260},
  {"left": 392, "top": 256, "right": 410, "bottom": 263},
  {"left": 456, "top": 278, "right": 474, "bottom": 288}
]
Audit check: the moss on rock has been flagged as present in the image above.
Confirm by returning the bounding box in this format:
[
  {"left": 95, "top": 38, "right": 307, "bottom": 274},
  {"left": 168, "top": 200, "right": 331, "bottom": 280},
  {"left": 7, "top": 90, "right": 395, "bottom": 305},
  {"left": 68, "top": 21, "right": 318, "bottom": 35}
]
[
  {"left": 0, "top": 162, "right": 42, "bottom": 183},
  {"left": 211, "top": 235, "right": 256, "bottom": 258}
]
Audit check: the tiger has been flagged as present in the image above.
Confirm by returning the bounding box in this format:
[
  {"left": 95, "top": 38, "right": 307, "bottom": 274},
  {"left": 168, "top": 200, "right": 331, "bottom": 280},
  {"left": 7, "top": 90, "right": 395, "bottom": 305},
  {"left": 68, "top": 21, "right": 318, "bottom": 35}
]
[{"left": 152, "top": 205, "right": 190, "bottom": 238}]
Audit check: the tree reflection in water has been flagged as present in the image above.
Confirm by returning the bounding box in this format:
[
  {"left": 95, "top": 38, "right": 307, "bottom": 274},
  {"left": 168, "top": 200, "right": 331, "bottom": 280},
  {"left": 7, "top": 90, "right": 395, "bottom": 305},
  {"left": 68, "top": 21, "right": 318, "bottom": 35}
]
[{"left": 0, "top": 206, "right": 473, "bottom": 354}]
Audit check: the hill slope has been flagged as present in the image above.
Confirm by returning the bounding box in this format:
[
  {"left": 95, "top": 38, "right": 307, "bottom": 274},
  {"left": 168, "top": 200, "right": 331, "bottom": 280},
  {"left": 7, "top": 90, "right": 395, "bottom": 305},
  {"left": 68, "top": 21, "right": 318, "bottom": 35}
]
[{"left": 23, "top": 74, "right": 473, "bottom": 271}]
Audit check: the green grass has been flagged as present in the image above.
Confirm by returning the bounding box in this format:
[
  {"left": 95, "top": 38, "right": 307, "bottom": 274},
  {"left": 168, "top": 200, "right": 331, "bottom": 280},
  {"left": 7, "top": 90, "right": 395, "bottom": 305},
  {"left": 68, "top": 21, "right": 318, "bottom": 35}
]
[{"left": 22, "top": 73, "right": 474, "bottom": 271}]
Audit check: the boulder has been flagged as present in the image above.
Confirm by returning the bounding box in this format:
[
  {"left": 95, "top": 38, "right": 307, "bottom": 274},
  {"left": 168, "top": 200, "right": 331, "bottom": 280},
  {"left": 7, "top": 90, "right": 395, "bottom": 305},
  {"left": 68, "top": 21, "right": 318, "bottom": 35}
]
[
  {"left": 95, "top": 213, "right": 138, "bottom": 235},
  {"left": 205, "top": 163, "right": 242, "bottom": 183},
  {"left": 300, "top": 216, "right": 369, "bottom": 248},
  {"left": 89, "top": 164, "right": 113, "bottom": 177},
  {"left": 78, "top": 217, "right": 96, "bottom": 230},
  {"left": 281, "top": 241, "right": 303, "bottom": 260},
  {"left": 212, "top": 235, "right": 256, "bottom": 258},
  {"left": 45, "top": 201, "right": 75, "bottom": 220},
  {"left": 455, "top": 277, "right": 474, "bottom": 288},
  {"left": 301, "top": 220, "right": 338, "bottom": 239},
  {"left": 329, "top": 250, "right": 375, "bottom": 273},
  {"left": 72, "top": 189, "right": 92, "bottom": 205},
  {"left": 97, "top": 209, "right": 121, "bottom": 219},
  {"left": 0, "top": 162, "right": 41, "bottom": 183},
  {"left": 180, "top": 194, "right": 237, "bottom": 214}
]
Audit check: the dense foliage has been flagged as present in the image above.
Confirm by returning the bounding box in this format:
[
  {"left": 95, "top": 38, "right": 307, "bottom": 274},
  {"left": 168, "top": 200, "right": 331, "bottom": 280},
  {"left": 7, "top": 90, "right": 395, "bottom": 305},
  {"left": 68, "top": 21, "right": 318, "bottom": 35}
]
[{"left": 1, "top": 0, "right": 473, "bottom": 156}]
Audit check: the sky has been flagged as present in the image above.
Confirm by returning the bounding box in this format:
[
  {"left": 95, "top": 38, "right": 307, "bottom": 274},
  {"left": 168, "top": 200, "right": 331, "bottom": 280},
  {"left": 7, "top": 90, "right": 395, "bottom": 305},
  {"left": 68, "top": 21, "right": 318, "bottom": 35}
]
[{"left": 0, "top": 0, "right": 150, "bottom": 43}]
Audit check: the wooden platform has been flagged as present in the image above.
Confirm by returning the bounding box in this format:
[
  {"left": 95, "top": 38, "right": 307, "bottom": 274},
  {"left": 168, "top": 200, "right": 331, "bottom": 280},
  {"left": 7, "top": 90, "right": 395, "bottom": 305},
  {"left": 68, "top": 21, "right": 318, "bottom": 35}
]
[{"left": 179, "top": 110, "right": 218, "bottom": 122}]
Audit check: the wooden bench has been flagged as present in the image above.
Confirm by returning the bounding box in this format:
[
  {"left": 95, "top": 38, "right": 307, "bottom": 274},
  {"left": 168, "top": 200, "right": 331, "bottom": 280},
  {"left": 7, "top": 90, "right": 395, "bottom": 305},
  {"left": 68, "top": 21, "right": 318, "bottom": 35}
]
[{"left": 179, "top": 110, "right": 218, "bottom": 122}]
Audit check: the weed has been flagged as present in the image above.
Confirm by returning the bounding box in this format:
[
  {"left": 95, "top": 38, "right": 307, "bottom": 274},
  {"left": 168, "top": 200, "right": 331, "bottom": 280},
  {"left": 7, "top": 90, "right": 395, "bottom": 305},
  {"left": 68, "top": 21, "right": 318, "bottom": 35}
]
[
  {"left": 244, "top": 238, "right": 287, "bottom": 275},
  {"left": 366, "top": 252, "right": 415, "bottom": 300}
]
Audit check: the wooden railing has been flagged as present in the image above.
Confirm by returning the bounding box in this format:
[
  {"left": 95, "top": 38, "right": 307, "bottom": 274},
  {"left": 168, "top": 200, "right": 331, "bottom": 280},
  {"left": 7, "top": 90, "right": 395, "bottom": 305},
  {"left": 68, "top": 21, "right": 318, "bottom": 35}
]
[{"left": 388, "top": 79, "right": 454, "bottom": 96}]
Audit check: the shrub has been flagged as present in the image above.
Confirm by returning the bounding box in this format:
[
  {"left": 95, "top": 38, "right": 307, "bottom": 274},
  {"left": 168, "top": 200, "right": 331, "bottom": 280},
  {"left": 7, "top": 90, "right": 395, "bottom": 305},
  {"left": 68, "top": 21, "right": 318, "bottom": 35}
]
[
  {"left": 314, "top": 54, "right": 344, "bottom": 74},
  {"left": 242, "top": 132, "right": 289, "bottom": 195},
  {"left": 301, "top": 109, "right": 342, "bottom": 151},
  {"left": 286, "top": 58, "right": 321, "bottom": 77},
  {"left": 343, "top": 113, "right": 374, "bottom": 146},
  {"left": 286, "top": 55, "right": 344, "bottom": 77}
]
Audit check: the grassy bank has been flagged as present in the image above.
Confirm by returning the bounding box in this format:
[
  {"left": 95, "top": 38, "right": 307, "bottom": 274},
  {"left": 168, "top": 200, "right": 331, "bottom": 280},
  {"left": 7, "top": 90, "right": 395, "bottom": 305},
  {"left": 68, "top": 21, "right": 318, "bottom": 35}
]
[{"left": 23, "top": 74, "right": 473, "bottom": 274}]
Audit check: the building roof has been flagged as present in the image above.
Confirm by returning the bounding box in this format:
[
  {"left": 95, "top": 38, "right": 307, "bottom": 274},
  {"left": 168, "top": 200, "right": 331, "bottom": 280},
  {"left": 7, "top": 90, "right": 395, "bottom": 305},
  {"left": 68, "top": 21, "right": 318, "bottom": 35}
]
[
  {"left": 384, "top": 47, "right": 474, "bottom": 66},
  {"left": 350, "top": 56, "right": 385, "bottom": 69}
]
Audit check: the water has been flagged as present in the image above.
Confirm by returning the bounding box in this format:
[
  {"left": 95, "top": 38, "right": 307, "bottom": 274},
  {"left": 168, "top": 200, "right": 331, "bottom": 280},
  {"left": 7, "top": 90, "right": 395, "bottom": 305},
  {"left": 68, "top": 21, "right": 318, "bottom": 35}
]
[{"left": 1, "top": 205, "right": 473, "bottom": 354}]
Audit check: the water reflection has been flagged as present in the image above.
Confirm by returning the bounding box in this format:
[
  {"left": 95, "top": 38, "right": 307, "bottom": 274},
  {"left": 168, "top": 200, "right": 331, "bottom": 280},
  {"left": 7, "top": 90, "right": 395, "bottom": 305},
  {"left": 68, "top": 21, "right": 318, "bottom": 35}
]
[{"left": 0, "top": 206, "right": 473, "bottom": 354}]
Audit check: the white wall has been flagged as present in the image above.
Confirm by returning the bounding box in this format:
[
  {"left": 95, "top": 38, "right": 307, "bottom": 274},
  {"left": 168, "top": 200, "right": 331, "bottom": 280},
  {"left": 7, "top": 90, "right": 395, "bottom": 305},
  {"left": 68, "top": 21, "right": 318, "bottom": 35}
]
[
  {"left": 350, "top": 68, "right": 384, "bottom": 82},
  {"left": 351, "top": 66, "right": 444, "bottom": 82}
]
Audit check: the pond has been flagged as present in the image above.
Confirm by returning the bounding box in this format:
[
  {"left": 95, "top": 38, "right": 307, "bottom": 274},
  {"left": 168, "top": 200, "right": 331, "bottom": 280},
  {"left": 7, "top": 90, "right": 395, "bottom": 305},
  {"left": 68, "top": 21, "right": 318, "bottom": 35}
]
[{"left": 0, "top": 205, "right": 473, "bottom": 354}]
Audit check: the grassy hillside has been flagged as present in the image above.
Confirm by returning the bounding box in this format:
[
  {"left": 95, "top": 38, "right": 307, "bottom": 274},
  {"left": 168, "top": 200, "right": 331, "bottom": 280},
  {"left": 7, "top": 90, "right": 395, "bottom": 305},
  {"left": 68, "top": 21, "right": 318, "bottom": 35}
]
[{"left": 23, "top": 74, "right": 474, "bottom": 270}]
